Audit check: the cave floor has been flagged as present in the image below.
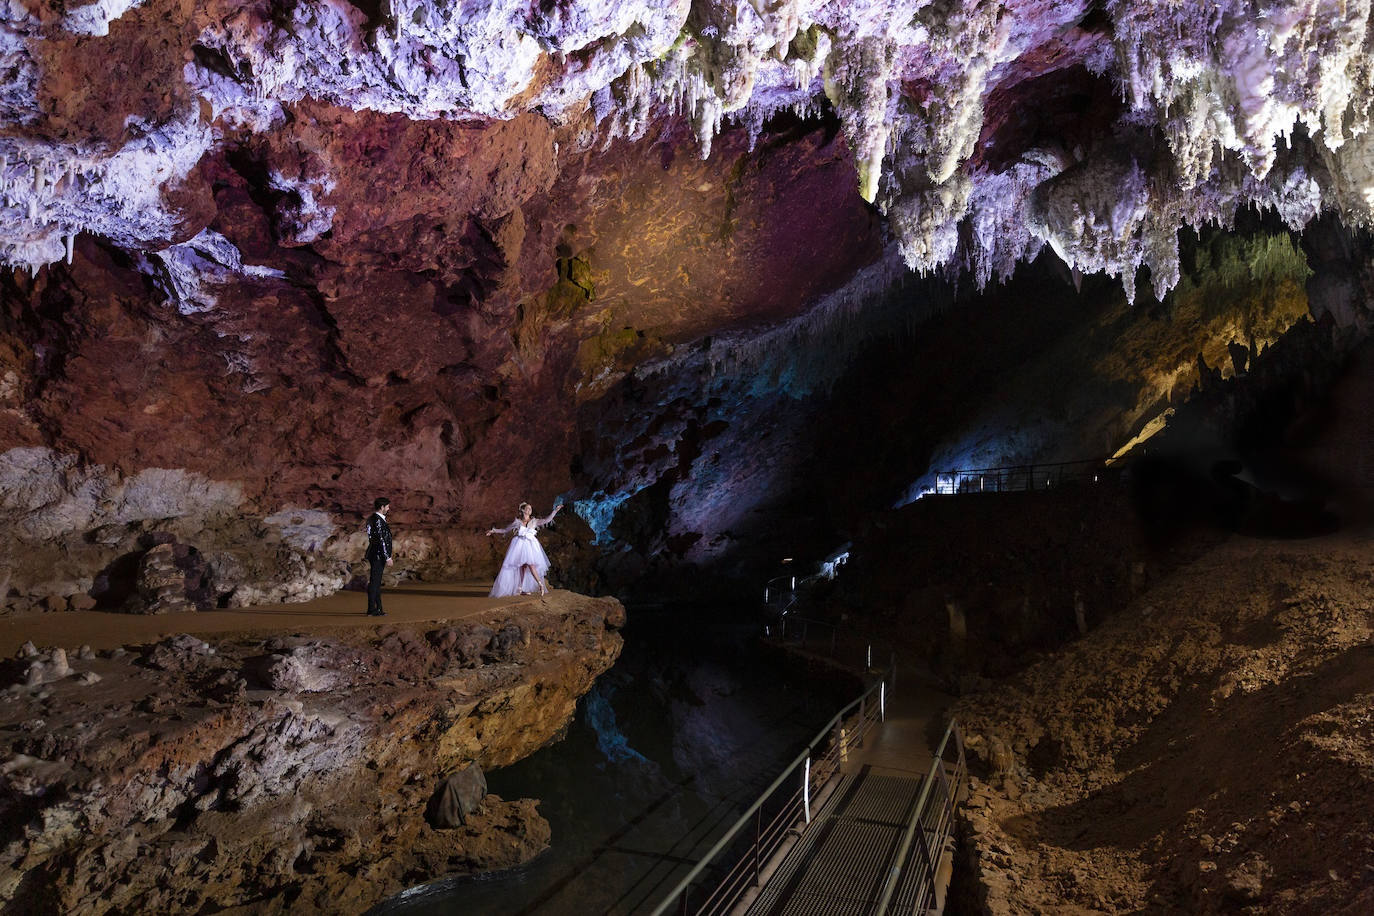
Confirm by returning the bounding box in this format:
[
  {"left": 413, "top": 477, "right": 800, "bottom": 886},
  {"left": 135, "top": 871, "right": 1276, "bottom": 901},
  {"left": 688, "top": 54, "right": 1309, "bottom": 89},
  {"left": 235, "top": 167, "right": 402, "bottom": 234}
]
[{"left": 0, "top": 581, "right": 550, "bottom": 656}]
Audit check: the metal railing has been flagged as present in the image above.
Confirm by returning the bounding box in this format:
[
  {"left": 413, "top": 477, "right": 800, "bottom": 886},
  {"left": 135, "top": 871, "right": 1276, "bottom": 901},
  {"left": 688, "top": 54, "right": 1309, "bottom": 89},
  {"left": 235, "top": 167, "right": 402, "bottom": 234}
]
[
  {"left": 874, "top": 718, "right": 968, "bottom": 913},
  {"left": 762, "top": 574, "right": 800, "bottom": 617},
  {"left": 648, "top": 675, "right": 889, "bottom": 916},
  {"left": 767, "top": 614, "right": 882, "bottom": 671},
  {"left": 932, "top": 458, "right": 1111, "bottom": 495}
]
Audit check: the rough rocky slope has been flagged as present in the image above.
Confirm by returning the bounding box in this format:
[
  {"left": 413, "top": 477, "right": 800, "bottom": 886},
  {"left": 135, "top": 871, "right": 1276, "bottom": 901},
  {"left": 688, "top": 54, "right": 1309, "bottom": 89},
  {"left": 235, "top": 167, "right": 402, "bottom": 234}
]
[
  {"left": 0, "top": 591, "right": 625, "bottom": 915},
  {"left": 954, "top": 533, "right": 1374, "bottom": 914}
]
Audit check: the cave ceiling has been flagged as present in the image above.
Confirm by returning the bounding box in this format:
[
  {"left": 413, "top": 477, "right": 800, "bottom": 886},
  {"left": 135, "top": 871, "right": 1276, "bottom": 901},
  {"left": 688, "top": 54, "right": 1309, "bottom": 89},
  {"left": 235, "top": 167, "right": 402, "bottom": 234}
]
[{"left": 2, "top": 0, "right": 1374, "bottom": 586}]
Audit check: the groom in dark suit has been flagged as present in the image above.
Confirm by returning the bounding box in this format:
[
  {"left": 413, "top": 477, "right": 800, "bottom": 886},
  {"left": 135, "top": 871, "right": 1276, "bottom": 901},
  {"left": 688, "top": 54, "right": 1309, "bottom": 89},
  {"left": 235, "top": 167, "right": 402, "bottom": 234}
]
[{"left": 365, "top": 497, "right": 393, "bottom": 617}]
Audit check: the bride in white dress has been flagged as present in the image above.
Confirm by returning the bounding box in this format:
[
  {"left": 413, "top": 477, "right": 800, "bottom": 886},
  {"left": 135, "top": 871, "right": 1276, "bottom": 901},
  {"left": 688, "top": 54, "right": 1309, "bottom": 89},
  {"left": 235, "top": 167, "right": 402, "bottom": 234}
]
[{"left": 486, "top": 501, "right": 563, "bottom": 597}]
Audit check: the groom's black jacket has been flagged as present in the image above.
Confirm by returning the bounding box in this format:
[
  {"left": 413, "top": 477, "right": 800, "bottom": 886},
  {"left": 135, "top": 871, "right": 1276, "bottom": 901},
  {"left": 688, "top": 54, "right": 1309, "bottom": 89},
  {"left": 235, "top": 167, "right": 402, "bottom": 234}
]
[{"left": 365, "top": 513, "right": 393, "bottom": 561}]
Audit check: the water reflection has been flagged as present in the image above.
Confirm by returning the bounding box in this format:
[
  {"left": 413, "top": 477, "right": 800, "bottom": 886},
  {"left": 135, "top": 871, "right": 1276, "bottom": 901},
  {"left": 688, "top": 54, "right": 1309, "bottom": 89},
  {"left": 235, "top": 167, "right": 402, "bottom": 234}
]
[{"left": 367, "top": 609, "right": 850, "bottom": 915}]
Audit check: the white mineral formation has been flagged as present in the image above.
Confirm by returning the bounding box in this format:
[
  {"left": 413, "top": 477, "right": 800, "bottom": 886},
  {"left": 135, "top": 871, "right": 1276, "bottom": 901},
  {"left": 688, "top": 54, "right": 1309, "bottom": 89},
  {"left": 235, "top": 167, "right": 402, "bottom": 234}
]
[
  {"left": 2, "top": 0, "right": 1374, "bottom": 297},
  {"left": 152, "top": 229, "right": 287, "bottom": 315},
  {"left": 58, "top": 0, "right": 148, "bottom": 37}
]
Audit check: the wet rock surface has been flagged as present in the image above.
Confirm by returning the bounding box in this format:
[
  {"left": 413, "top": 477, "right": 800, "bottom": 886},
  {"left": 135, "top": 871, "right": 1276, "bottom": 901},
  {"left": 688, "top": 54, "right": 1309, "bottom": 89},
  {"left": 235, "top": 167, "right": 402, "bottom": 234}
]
[{"left": 0, "top": 592, "right": 624, "bottom": 915}]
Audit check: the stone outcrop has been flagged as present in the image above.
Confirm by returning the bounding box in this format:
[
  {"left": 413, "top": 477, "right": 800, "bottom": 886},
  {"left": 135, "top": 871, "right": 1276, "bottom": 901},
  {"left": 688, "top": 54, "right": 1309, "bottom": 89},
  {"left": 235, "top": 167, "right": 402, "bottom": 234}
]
[{"left": 0, "top": 592, "right": 626, "bottom": 914}]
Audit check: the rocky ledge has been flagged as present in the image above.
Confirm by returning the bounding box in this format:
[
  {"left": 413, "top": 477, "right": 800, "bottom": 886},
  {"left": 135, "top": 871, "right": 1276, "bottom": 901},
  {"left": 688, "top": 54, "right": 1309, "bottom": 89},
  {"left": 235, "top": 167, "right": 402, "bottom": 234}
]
[{"left": 0, "top": 591, "right": 625, "bottom": 915}]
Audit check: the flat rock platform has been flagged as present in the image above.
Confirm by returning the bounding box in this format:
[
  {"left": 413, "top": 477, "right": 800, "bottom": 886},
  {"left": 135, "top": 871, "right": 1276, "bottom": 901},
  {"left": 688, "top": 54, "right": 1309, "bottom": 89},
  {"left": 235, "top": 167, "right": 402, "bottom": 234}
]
[{"left": 0, "top": 580, "right": 547, "bottom": 656}]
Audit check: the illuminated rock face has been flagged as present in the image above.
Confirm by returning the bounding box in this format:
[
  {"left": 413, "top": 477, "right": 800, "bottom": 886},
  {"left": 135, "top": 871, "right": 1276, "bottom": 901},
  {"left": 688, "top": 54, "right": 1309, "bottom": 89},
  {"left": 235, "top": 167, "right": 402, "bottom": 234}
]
[
  {"left": 0, "top": 594, "right": 626, "bottom": 913},
  {"left": 5, "top": 1, "right": 1374, "bottom": 285},
  {"left": 3, "top": 2, "right": 1374, "bottom": 601}
]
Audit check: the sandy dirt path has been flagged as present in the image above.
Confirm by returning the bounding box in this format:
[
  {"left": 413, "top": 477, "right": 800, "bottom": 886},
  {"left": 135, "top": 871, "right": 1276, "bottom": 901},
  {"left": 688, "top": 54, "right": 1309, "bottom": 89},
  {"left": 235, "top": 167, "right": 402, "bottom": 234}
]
[{"left": 0, "top": 581, "right": 553, "bottom": 655}]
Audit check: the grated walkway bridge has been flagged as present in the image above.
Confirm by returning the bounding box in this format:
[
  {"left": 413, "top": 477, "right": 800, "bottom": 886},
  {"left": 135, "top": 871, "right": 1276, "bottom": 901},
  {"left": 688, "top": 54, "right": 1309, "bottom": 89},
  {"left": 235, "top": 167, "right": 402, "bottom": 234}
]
[
  {"left": 743, "top": 768, "right": 931, "bottom": 915},
  {"left": 649, "top": 670, "right": 966, "bottom": 916}
]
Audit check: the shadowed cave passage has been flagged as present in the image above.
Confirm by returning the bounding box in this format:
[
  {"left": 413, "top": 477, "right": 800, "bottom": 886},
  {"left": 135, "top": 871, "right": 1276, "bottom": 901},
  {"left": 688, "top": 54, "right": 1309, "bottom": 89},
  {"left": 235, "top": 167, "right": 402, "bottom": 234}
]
[{"left": 8, "top": 1, "right": 1374, "bottom": 913}]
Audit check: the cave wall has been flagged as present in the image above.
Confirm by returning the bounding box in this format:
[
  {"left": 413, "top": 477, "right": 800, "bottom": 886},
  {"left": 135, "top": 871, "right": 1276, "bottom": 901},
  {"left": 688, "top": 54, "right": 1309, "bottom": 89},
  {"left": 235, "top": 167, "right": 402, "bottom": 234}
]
[
  {"left": 6, "top": 2, "right": 1374, "bottom": 604},
  {"left": 0, "top": 111, "right": 883, "bottom": 607},
  {"left": 571, "top": 216, "right": 1349, "bottom": 599}
]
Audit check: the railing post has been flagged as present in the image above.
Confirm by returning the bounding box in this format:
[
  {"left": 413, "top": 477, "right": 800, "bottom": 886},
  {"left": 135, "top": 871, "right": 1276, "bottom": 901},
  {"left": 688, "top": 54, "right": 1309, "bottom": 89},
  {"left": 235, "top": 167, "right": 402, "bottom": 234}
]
[
  {"left": 803, "top": 756, "right": 812, "bottom": 824},
  {"left": 677, "top": 888, "right": 688, "bottom": 916},
  {"left": 935, "top": 757, "right": 953, "bottom": 810},
  {"left": 880, "top": 680, "right": 886, "bottom": 722},
  {"left": 753, "top": 807, "right": 762, "bottom": 887},
  {"left": 914, "top": 804, "right": 938, "bottom": 891}
]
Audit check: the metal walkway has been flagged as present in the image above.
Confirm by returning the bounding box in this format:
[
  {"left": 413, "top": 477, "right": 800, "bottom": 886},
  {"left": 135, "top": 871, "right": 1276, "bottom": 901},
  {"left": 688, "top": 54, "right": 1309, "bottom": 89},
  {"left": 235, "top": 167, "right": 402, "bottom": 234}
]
[
  {"left": 648, "top": 671, "right": 966, "bottom": 916},
  {"left": 742, "top": 768, "right": 921, "bottom": 915}
]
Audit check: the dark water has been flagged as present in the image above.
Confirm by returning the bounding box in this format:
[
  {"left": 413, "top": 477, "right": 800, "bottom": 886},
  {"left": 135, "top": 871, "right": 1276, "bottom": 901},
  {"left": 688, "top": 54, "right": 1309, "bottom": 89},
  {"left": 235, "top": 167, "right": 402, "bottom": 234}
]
[{"left": 367, "top": 607, "right": 851, "bottom": 915}]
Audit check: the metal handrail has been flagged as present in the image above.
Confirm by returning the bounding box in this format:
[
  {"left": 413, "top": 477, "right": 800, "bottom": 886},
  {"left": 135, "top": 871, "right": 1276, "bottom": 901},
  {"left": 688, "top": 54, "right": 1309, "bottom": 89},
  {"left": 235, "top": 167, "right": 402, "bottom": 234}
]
[
  {"left": 646, "top": 675, "right": 889, "bottom": 916},
  {"left": 763, "top": 574, "right": 798, "bottom": 602},
  {"left": 873, "top": 719, "right": 967, "bottom": 913},
  {"left": 771, "top": 616, "right": 883, "bottom": 672}
]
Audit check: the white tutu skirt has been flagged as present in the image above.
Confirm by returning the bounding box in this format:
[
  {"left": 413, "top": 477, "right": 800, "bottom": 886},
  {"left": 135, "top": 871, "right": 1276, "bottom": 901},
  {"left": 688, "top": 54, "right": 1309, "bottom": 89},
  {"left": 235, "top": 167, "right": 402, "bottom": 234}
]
[{"left": 489, "top": 534, "right": 551, "bottom": 597}]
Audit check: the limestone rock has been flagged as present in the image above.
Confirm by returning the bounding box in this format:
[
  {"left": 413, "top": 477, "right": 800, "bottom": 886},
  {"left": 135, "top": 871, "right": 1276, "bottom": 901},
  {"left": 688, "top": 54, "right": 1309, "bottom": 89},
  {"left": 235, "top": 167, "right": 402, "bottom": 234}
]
[
  {"left": 244, "top": 642, "right": 360, "bottom": 693},
  {"left": 425, "top": 763, "right": 488, "bottom": 828},
  {"left": 128, "top": 543, "right": 190, "bottom": 614},
  {"left": 0, "top": 592, "right": 624, "bottom": 913},
  {"left": 144, "top": 634, "right": 214, "bottom": 672},
  {"left": 22, "top": 647, "right": 71, "bottom": 686}
]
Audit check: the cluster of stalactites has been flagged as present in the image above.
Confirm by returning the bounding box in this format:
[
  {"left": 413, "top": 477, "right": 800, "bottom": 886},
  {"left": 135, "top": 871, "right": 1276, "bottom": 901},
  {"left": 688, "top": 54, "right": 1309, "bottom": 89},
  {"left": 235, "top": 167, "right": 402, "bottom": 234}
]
[
  {"left": 8, "top": 0, "right": 1374, "bottom": 294},
  {"left": 1019, "top": 0, "right": 1374, "bottom": 302},
  {"left": 623, "top": 0, "right": 1374, "bottom": 301},
  {"left": 0, "top": 112, "right": 215, "bottom": 278}
]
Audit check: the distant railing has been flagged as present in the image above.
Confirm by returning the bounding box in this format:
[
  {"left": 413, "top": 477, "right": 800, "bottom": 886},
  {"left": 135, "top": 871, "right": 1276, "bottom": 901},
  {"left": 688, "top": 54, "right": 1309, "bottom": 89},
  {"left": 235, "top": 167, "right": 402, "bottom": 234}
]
[
  {"left": 647, "top": 674, "right": 890, "bottom": 916},
  {"left": 931, "top": 457, "right": 1112, "bottom": 495},
  {"left": 762, "top": 574, "right": 799, "bottom": 616},
  {"left": 767, "top": 614, "right": 881, "bottom": 671}
]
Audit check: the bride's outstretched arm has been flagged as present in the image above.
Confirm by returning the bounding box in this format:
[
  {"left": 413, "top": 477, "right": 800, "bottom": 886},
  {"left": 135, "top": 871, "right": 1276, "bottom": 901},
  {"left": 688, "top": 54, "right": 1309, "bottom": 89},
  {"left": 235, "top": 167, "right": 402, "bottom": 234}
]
[
  {"left": 487, "top": 519, "right": 519, "bottom": 535},
  {"left": 535, "top": 504, "right": 564, "bottom": 527}
]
